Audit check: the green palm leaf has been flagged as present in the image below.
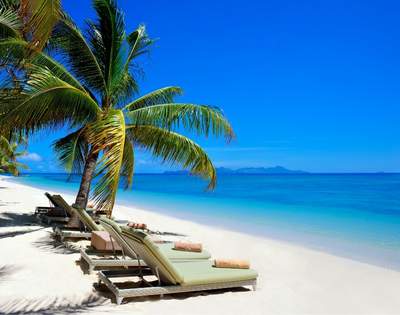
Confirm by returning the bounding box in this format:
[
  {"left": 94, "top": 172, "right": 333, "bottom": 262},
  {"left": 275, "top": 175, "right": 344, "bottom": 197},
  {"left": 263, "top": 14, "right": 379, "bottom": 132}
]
[
  {"left": 50, "top": 14, "right": 106, "bottom": 94},
  {"left": 1, "top": 66, "right": 99, "bottom": 134},
  {"left": 0, "top": 5, "right": 21, "bottom": 39},
  {"left": 20, "top": 0, "right": 62, "bottom": 50},
  {"left": 90, "top": 0, "right": 125, "bottom": 102},
  {"left": 111, "top": 71, "right": 138, "bottom": 106},
  {"left": 0, "top": 39, "right": 85, "bottom": 90},
  {"left": 0, "top": 135, "right": 12, "bottom": 156},
  {"left": 127, "top": 103, "right": 235, "bottom": 140},
  {"left": 124, "top": 86, "right": 183, "bottom": 111},
  {"left": 127, "top": 125, "right": 217, "bottom": 189},
  {"left": 125, "top": 24, "right": 154, "bottom": 70},
  {"left": 0, "top": 134, "right": 28, "bottom": 176},
  {"left": 53, "top": 127, "right": 88, "bottom": 176},
  {"left": 120, "top": 137, "right": 134, "bottom": 189}
]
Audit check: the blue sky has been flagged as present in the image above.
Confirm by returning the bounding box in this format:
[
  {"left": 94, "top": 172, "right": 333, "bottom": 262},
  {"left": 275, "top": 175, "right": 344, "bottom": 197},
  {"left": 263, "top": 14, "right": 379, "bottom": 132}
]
[{"left": 22, "top": 0, "right": 400, "bottom": 173}]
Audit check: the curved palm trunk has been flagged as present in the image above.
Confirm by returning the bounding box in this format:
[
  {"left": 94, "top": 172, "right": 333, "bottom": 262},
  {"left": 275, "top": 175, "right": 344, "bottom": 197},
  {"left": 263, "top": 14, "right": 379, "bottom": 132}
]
[
  {"left": 74, "top": 149, "right": 99, "bottom": 209},
  {"left": 67, "top": 149, "right": 98, "bottom": 228}
]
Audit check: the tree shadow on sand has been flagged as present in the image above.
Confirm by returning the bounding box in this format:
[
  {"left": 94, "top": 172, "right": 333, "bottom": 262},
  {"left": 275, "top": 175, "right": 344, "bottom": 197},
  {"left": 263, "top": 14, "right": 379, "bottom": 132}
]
[
  {"left": 31, "top": 232, "right": 80, "bottom": 255},
  {"left": 0, "top": 212, "right": 46, "bottom": 240},
  {"left": 0, "top": 212, "right": 38, "bottom": 228},
  {"left": 0, "top": 265, "right": 20, "bottom": 282},
  {"left": 0, "top": 293, "right": 108, "bottom": 315},
  {"left": 0, "top": 227, "right": 46, "bottom": 240}
]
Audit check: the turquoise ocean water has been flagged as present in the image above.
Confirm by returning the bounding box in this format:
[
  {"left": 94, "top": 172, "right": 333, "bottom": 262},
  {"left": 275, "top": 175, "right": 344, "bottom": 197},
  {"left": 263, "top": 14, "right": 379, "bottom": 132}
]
[{"left": 9, "top": 173, "right": 400, "bottom": 270}]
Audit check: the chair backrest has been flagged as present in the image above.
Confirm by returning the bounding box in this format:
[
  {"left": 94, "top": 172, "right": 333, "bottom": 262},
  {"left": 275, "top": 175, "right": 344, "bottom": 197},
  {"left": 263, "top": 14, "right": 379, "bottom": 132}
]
[
  {"left": 99, "top": 217, "right": 138, "bottom": 258},
  {"left": 120, "top": 226, "right": 183, "bottom": 285},
  {"left": 73, "top": 207, "right": 102, "bottom": 232},
  {"left": 49, "top": 194, "right": 75, "bottom": 217},
  {"left": 45, "top": 192, "right": 56, "bottom": 206}
]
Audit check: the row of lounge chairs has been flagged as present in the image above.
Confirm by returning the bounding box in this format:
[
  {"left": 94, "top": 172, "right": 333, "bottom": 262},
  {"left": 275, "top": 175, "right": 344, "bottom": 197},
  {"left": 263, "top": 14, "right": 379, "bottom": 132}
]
[{"left": 35, "top": 193, "right": 258, "bottom": 305}]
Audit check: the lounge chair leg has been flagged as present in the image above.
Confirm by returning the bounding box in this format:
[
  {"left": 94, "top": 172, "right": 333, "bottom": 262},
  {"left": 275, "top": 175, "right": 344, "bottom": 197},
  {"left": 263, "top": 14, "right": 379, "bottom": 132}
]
[
  {"left": 252, "top": 284, "right": 257, "bottom": 291},
  {"left": 88, "top": 266, "right": 94, "bottom": 274},
  {"left": 116, "top": 296, "right": 123, "bottom": 305},
  {"left": 160, "top": 294, "right": 164, "bottom": 299}
]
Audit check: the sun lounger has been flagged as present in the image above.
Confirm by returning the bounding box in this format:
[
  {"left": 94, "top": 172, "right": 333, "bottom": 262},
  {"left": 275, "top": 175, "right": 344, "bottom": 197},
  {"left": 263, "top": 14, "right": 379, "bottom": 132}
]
[
  {"left": 36, "top": 193, "right": 103, "bottom": 226},
  {"left": 54, "top": 206, "right": 102, "bottom": 241},
  {"left": 80, "top": 217, "right": 211, "bottom": 274},
  {"left": 35, "top": 193, "right": 71, "bottom": 224},
  {"left": 96, "top": 225, "right": 257, "bottom": 304}
]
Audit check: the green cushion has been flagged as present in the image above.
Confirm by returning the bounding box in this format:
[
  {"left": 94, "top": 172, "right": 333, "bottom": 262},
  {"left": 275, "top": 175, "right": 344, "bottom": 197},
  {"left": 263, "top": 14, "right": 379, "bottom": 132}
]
[
  {"left": 121, "top": 226, "right": 183, "bottom": 284},
  {"left": 120, "top": 227, "right": 210, "bottom": 260},
  {"left": 99, "top": 218, "right": 211, "bottom": 260},
  {"left": 173, "top": 260, "right": 258, "bottom": 286},
  {"left": 120, "top": 227, "right": 258, "bottom": 286},
  {"left": 99, "top": 217, "right": 138, "bottom": 258},
  {"left": 100, "top": 217, "right": 122, "bottom": 233}
]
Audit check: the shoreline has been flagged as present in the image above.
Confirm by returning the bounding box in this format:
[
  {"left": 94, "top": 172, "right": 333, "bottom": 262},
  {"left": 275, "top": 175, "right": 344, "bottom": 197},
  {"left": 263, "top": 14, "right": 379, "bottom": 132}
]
[
  {"left": 1, "top": 177, "right": 400, "bottom": 314},
  {"left": 8, "top": 174, "right": 400, "bottom": 272}
]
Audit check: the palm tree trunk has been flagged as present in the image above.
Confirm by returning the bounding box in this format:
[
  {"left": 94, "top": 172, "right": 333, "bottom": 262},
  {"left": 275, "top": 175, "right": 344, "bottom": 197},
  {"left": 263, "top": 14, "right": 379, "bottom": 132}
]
[{"left": 74, "top": 148, "right": 99, "bottom": 209}]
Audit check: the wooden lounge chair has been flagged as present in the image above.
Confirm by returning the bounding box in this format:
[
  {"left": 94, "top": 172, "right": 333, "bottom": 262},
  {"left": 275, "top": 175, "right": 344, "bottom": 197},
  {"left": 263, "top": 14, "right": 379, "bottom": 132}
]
[
  {"left": 54, "top": 206, "right": 101, "bottom": 241},
  {"left": 96, "top": 226, "right": 258, "bottom": 304},
  {"left": 37, "top": 193, "right": 104, "bottom": 226},
  {"left": 80, "top": 217, "right": 211, "bottom": 274},
  {"left": 35, "top": 193, "right": 72, "bottom": 225}
]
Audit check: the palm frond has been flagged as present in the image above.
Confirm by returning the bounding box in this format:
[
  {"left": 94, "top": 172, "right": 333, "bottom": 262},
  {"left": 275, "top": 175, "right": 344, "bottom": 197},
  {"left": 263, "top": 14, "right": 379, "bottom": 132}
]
[
  {"left": 0, "top": 135, "right": 12, "bottom": 157},
  {"left": 120, "top": 137, "right": 134, "bottom": 189},
  {"left": 49, "top": 14, "right": 106, "bottom": 93},
  {"left": 53, "top": 128, "right": 88, "bottom": 175},
  {"left": 0, "top": 0, "right": 18, "bottom": 8},
  {"left": 90, "top": 0, "right": 125, "bottom": 102},
  {"left": 0, "top": 65, "right": 100, "bottom": 135},
  {"left": 125, "top": 24, "right": 154, "bottom": 70},
  {"left": 127, "top": 103, "right": 235, "bottom": 141},
  {"left": 108, "top": 24, "right": 155, "bottom": 105},
  {"left": 0, "top": 135, "right": 28, "bottom": 176},
  {"left": 87, "top": 109, "right": 126, "bottom": 212},
  {"left": 20, "top": 0, "right": 62, "bottom": 50},
  {"left": 127, "top": 125, "right": 216, "bottom": 189},
  {"left": 110, "top": 71, "right": 138, "bottom": 106},
  {"left": 0, "top": 5, "right": 21, "bottom": 39},
  {"left": 0, "top": 38, "right": 85, "bottom": 90},
  {"left": 124, "top": 86, "right": 183, "bottom": 111}
]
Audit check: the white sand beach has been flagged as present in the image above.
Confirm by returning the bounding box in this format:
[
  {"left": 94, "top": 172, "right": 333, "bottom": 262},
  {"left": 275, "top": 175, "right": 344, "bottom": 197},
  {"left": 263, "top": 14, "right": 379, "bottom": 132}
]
[{"left": 0, "top": 176, "right": 399, "bottom": 315}]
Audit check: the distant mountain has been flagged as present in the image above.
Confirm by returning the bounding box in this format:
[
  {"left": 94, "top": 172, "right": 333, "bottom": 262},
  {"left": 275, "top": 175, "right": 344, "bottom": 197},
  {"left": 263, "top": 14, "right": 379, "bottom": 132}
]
[
  {"left": 236, "top": 166, "right": 307, "bottom": 174},
  {"left": 164, "top": 166, "right": 308, "bottom": 175}
]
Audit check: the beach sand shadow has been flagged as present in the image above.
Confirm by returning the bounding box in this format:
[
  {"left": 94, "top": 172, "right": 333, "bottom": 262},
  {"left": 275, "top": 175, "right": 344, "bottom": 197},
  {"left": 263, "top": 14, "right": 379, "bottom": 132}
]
[
  {"left": 0, "top": 265, "right": 20, "bottom": 282},
  {"left": 0, "top": 212, "right": 37, "bottom": 228},
  {"left": 32, "top": 233, "right": 80, "bottom": 255},
  {"left": 0, "top": 293, "right": 107, "bottom": 315},
  {"left": 0, "top": 212, "right": 46, "bottom": 240},
  {"left": 0, "top": 227, "right": 46, "bottom": 240}
]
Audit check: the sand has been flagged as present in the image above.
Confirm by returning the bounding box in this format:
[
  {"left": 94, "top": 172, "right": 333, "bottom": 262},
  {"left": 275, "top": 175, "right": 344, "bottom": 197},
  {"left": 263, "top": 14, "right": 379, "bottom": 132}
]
[{"left": 0, "top": 176, "right": 399, "bottom": 315}]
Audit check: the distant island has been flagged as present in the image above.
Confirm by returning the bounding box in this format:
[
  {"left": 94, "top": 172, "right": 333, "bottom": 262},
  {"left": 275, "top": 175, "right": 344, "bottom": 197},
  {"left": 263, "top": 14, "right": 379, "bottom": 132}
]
[{"left": 164, "top": 166, "right": 308, "bottom": 175}]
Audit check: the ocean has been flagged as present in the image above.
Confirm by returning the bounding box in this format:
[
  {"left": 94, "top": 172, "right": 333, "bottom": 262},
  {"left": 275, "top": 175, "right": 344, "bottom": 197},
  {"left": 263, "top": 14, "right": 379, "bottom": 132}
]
[{"left": 9, "top": 173, "right": 400, "bottom": 270}]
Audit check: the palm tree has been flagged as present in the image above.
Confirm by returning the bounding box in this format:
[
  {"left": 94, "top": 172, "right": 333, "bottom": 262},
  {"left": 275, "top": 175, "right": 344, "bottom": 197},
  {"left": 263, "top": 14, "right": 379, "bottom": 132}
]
[
  {"left": 0, "top": 135, "right": 28, "bottom": 175},
  {"left": 0, "top": 0, "right": 234, "bottom": 216}
]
